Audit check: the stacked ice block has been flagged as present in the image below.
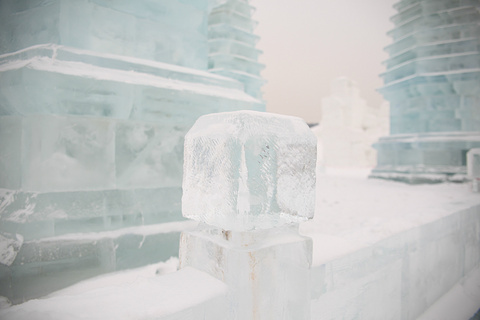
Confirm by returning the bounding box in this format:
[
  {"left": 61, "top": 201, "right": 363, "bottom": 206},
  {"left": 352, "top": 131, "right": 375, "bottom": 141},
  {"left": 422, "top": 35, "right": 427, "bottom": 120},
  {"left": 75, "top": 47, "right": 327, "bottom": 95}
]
[
  {"left": 180, "top": 111, "right": 316, "bottom": 319},
  {"left": 0, "top": 0, "right": 265, "bottom": 302},
  {"left": 208, "top": 0, "right": 265, "bottom": 99},
  {"left": 371, "top": 0, "right": 480, "bottom": 183}
]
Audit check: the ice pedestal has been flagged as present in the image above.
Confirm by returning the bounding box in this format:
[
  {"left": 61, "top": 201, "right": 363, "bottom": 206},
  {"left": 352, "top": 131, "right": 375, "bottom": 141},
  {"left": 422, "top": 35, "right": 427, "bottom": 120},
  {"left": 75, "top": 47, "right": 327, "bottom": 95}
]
[
  {"left": 180, "top": 224, "right": 312, "bottom": 320},
  {"left": 180, "top": 110, "right": 316, "bottom": 319}
]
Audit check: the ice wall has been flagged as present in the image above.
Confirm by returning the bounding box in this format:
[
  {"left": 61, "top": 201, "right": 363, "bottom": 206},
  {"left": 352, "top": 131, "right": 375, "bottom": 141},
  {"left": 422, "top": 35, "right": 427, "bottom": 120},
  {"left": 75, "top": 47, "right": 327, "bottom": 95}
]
[
  {"left": 371, "top": 0, "right": 480, "bottom": 182},
  {"left": 316, "top": 77, "right": 389, "bottom": 168},
  {"left": 0, "top": 0, "right": 265, "bottom": 303}
]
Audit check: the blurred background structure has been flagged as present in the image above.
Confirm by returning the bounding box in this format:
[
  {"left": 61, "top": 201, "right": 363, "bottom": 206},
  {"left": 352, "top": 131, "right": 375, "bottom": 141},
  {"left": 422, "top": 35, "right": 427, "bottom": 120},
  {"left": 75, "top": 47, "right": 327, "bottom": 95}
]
[{"left": 370, "top": 0, "right": 480, "bottom": 183}]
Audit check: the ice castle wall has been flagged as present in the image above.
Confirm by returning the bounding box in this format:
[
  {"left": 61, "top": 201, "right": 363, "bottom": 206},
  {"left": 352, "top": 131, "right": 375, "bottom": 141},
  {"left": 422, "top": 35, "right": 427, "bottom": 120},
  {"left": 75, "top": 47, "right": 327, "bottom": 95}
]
[{"left": 0, "top": 0, "right": 265, "bottom": 302}]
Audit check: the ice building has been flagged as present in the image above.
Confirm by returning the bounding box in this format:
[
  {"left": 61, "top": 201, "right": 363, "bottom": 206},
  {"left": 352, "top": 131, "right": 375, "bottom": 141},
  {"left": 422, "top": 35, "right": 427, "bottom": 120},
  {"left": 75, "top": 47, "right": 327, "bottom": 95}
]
[
  {"left": 0, "top": 0, "right": 264, "bottom": 303},
  {"left": 370, "top": 0, "right": 480, "bottom": 183},
  {"left": 315, "top": 77, "right": 389, "bottom": 168}
]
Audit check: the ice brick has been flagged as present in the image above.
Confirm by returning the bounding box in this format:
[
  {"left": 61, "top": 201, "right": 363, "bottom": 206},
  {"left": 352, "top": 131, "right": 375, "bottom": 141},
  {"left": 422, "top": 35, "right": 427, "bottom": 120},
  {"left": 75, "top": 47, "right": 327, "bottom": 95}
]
[{"left": 182, "top": 110, "right": 317, "bottom": 231}]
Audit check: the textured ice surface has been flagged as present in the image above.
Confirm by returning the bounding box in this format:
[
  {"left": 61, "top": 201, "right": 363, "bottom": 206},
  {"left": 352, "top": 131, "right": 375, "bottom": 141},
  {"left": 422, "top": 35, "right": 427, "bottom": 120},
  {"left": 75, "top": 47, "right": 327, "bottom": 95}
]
[{"left": 182, "top": 110, "right": 317, "bottom": 231}]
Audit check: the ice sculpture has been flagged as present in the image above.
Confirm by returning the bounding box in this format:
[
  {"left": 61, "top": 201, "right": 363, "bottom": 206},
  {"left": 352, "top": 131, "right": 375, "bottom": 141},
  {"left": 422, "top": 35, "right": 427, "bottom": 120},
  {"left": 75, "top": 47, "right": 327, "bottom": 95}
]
[
  {"left": 0, "top": 0, "right": 265, "bottom": 303},
  {"left": 371, "top": 0, "right": 480, "bottom": 183},
  {"left": 183, "top": 110, "right": 317, "bottom": 231},
  {"left": 316, "top": 77, "right": 389, "bottom": 167},
  {"left": 180, "top": 110, "right": 315, "bottom": 319}
]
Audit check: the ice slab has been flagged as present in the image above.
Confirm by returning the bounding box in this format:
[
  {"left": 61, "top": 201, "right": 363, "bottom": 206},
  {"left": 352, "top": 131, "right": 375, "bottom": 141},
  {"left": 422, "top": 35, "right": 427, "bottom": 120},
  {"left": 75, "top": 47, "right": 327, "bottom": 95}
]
[{"left": 182, "top": 110, "right": 317, "bottom": 231}]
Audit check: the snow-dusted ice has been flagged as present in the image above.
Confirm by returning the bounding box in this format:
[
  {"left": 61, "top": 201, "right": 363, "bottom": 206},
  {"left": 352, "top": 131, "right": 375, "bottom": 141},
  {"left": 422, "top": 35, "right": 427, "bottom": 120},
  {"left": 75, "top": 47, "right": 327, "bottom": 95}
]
[{"left": 182, "top": 110, "right": 317, "bottom": 231}]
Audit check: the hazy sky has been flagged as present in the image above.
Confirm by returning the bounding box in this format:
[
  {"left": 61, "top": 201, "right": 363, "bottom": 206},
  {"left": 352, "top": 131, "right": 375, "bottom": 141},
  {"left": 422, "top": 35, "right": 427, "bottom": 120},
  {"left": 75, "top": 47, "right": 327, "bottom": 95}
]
[{"left": 250, "top": 0, "right": 397, "bottom": 123}]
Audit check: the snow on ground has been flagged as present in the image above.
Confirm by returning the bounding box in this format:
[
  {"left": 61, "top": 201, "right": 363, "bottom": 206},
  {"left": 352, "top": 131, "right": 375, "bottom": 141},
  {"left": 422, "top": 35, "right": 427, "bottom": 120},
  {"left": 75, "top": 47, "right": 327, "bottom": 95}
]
[
  {"left": 0, "top": 259, "right": 227, "bottom": 320},
  {"left": 301, "top": 167, "right": 480, "bottom": 265}
]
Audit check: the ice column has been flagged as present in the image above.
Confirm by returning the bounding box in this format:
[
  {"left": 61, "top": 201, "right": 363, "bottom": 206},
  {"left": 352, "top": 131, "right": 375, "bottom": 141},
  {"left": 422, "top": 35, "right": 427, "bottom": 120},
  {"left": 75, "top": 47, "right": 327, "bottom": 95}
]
[
  {"left": 179, "top": 110, "right": 316, "bottom": 320},
  {"left": 467, "top": 149, "right": 480, "bottom": 192}
]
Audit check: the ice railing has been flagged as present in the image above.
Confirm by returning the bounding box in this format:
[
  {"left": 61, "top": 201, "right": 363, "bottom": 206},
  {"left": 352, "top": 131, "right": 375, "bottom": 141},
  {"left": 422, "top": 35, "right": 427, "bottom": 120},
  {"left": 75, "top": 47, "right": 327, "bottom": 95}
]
[{"left": 178, "top": 110, "right": 317, "bottom": 319}]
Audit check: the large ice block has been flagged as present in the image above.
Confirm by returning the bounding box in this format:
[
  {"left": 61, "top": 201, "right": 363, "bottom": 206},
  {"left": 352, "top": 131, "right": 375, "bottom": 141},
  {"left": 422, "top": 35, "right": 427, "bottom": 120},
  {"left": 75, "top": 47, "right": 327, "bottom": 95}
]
[{"left": 182, "top": 110, "right": 317, "bottom": 231}]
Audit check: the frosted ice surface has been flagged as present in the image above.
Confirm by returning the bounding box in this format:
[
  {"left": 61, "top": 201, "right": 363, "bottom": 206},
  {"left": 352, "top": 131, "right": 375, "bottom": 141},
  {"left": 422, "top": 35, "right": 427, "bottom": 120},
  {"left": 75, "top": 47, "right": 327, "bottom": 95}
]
[{"left": 182, "top": 110, "right": 317, "bottom": 231}]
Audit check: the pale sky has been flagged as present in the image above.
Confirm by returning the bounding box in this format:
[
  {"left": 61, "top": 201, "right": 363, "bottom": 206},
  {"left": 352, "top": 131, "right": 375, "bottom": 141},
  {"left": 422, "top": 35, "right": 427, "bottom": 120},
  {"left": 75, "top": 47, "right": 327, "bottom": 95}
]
[{"left": 250, "top": 0, "right": 397, "bottom": 123}]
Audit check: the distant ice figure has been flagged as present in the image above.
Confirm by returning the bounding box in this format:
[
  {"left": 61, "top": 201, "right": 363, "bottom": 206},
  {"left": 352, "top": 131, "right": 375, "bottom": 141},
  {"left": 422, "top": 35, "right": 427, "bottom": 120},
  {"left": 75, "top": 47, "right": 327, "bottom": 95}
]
[{"left": 315, "top": 77, "right": 389, "bottom": 168}]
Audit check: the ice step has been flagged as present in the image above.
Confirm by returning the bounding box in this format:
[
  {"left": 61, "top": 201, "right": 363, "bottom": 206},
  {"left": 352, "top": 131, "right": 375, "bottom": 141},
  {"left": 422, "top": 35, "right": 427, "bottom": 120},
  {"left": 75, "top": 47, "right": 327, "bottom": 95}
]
[{"left": 0, "top": 45, "right": 263, "bottom": 119}]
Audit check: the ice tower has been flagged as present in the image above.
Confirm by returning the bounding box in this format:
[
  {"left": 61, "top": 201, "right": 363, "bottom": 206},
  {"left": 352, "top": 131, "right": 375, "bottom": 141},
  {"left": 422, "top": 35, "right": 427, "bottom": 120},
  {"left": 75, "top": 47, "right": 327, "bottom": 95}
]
[
  {"left": 371, "top": 0, "right": 480, "bottom": 183},
  {"left": 0, "top": 0, "right": 264, "bottom": 302},
  {"left": 208, "top": 0, "right": 265, "bottom": 99}
]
